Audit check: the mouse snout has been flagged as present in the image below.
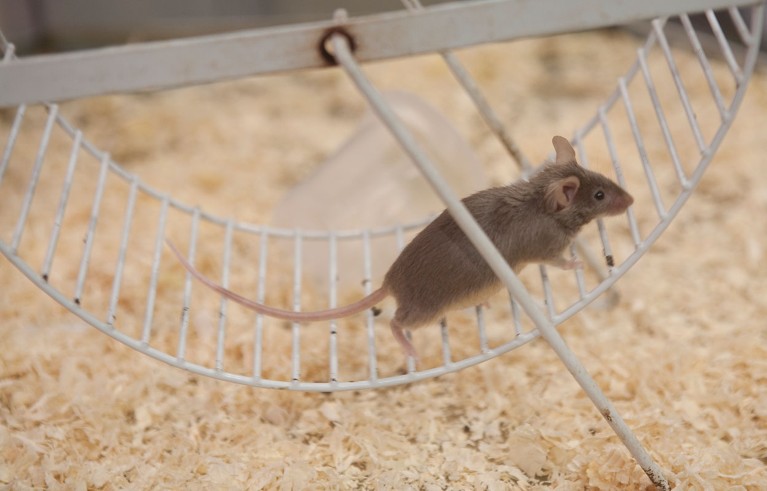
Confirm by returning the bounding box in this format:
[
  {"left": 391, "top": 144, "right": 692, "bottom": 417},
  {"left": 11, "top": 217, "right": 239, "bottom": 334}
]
[{"left": 610, "top": 190, "right": 634, "bottom": 214}]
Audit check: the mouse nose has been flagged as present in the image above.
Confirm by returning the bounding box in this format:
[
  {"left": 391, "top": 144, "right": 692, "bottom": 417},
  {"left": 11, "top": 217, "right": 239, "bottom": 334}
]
[
  {"left": 624, "top": 192, "right": 634, "bottom": 208},
  {"left": 617, "top": 191, "right": 634, "bottom": 212},
  {"left": 608, "top": 190, "right": 633, "bottom": 214}
]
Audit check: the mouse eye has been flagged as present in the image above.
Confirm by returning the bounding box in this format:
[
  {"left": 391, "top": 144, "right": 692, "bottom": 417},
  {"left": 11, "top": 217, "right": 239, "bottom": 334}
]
[{"left": 594, "top": 190, "right": 605, "bottom": 201}]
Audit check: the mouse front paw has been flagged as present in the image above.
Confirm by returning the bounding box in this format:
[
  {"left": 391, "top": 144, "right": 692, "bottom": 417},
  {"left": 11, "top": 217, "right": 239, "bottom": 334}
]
[{"left": 550, "top": 256, "right": 582, "bottom": 270}]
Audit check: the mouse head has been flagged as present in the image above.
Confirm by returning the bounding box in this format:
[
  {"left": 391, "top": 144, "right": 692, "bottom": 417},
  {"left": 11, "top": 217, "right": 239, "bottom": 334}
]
[{"left": 542, "top": 136, "right": 634, "bottom": 225}]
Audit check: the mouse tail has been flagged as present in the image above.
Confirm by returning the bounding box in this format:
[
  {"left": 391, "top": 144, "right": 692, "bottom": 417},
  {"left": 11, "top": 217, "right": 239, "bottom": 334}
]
[{"left": 166, "top": 239, "right": 387, "bottom": 322}]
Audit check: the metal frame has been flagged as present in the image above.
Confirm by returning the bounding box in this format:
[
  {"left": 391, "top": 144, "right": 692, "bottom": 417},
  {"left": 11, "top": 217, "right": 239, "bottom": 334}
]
[{"left": 330, "top": 27, "right": 673, "bottom": 487}]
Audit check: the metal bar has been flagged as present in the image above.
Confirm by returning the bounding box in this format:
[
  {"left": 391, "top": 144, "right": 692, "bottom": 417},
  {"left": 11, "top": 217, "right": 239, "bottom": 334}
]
[
  {"left": 475, "top": 305, "right": 489, "bottom": 353},
  {"left": 539, "top": 265, "right": 556, "bottom": 319},
  {"left": 291, "top": 230, "right": 303, "bottom": 383},
  {"left": 599, "top": 108, "right": 642, "bottom": 248},
  {"left": 0, "top": 104, "right": 26, "bottom": 186},
  {"left": 619, "top": 78, "right": 667, "bottom": 219},
  {"left": 0, "top": 30, "right": 8, "bottom": 49},
  {"left": 652, "top": 19, "right": 707, "bottom": 153},
  {"left": 440, "top": 318, "right": 452, "bottom": 365},
  {"left": 510, "top": 295, "right": 523, "bottom": 336},
  {"left": 636, "top": 47, "right": 689, "bottom": 188},
  {"left": 332, "top": 32, "right": 668, "bottom": 489},
  {"left": 11, "top": 104, "right": 58, "bottom": 252},
  {"left": 215, "top": 220, "right": 235, "bottom": 372},
  {"left": 401, "top": 0, "right": 532, "bottom": 172},
  {"left": 728, "top": 6, "right": 754, "bottom": 44},
  {"left": 571, "top": 244, "right": 587, "bottom": 299},
  {"left": 705, "top": 9, "right": 743, "bottom": 82},
  {"left": 73, "top": 152, "right": 110, "bottom": 305},
  {"left": 595, "top": 214, "right": 616, "bottom": 271},
  {"left": 406, "top": 331, "right": 417, "bottom": 373},
  {"left": 1, "top": 41, "right": 14, "bottom": 62},
  {"left": 106, "top": 176, "right": 139, "bottom": 326},
  {"left": 0, "top": 0, "right": 752, "bottom": 107},
  {"left": 177, "top": 208, "right": 201, "bottom": 361},
  {"left": 362, "top": 229, "right": 378, "bottom": 381},
  {"left": 328, "top": 232, "right": 339, "bottom": 383},
  {"left": 680, "top": 14, "right": 728, "bottom": 119},
  {"left": 395, "top": 224, "right": 405, "bottom": 251},
  {"left": 252, "top": 229, "right": 269, "bottom": 380},
  {"left": 141, "top": 197, "right": 169, "bottom": 345},
  {"left": 41, "top": 130, "right": 82, "bottom": 281},
  {"left": 442, "top": 51, "right": 534, "bottom": 173}
]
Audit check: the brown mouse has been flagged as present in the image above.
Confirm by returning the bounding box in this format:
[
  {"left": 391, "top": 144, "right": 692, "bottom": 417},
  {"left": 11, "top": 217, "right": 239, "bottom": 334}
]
[{"left": 167, "top": 136, "right": 633, "bottom": 359}]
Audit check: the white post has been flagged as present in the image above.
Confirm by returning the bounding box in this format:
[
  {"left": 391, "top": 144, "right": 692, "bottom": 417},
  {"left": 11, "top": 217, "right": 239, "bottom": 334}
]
[{"left": 331, "top": 29, "right": 669, "bottom": 491}]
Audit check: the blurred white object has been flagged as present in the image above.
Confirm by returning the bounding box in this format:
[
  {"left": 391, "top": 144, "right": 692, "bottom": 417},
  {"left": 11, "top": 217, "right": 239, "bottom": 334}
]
[{"left": 271, "top": 90, "right": 487, "bottom": 288}]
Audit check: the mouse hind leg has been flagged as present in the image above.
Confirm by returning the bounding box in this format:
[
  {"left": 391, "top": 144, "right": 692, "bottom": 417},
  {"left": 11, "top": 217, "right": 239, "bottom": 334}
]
[{"left": 390, "top": 318, "right": 419, "bottom": 359}]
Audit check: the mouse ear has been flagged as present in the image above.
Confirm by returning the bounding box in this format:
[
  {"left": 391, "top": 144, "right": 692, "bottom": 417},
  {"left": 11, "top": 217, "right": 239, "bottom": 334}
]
[
  {"left": 552, "top": 136, "right": 577, "bottom": 165},
  {"left": 545, "top": 175, "right": 580, "bottom": 212}
]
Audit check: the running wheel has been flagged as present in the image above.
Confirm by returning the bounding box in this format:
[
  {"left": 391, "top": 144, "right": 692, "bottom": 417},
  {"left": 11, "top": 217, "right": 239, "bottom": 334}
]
[{"left": 1, "top": 1, "right": 763, "bottom": 488}]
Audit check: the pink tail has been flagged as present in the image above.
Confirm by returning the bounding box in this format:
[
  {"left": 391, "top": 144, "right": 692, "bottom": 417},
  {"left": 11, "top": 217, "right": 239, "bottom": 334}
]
[{"left": 166, "top": 240, "right": 387, "bottom": 322}]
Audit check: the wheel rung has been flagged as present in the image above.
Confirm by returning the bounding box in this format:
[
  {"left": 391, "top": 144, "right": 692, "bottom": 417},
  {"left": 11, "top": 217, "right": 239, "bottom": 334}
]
[
  {"left": 652, "top": 19, "right": 708, "bottom": 153},
  {"left": 636, "top": 47, "right": 689, "bottom": 187},
  {"left": 328, "top": 232, "right": 339, "bottom": 382},
  {"left": 106, "top": 178, "right": 139, "bottom": 326},
  {"left": 73, "top": 152, "right": 109, "bottom": 304},
  {"left": 215, "top": 220, "right": 235, "bottom": 372},
  {"left": 11, "top": 105, "right": 58, "bottom": 252},
  {"left": 142, "top": 198, "right": 170, "bottom": 345},
  {"left": 41, "top": 130, "right": 82, "bottom": 281},
  {"left": 176, "top": 208, "right": 201, "bottom": 360},
  {"left": 728, "top": 6, "right": 754, "bottom": 44},
  {"left": 705, "top": 9, "right": 744, "bottom": 82},
  {"left": 619, "top": 78, "right": 667, "bottom": 219},
  {"left": 0, "top": 104, "right": 26, "bottom": 187},
  {"left": 291, "top": 230, "right": 303, "bottom": 382},
  {"left": 679, "top": 14, "right": 729, "bottom": 119}
]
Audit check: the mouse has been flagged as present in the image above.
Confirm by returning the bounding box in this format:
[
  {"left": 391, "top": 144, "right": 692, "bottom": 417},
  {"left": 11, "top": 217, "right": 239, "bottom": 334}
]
[{"left": 167, "top": 136, "right": 633, "bottom": 359}]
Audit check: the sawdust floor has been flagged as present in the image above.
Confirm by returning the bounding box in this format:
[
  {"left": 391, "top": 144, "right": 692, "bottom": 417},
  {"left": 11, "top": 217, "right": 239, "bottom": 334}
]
[{"left": 1, "top": 28, "right": 767, "bottom": 490}]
